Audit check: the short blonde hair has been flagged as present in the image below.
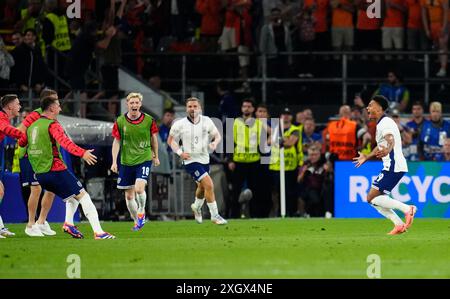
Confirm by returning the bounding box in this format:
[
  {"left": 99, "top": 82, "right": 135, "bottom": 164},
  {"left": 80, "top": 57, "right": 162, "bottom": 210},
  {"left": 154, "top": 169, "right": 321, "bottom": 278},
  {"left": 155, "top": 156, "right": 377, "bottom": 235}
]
[
  {"left": 185, "top": 97, "right": 201, "bottom": 105},
  {"left": 429, "top": 101, "right": 442, "bottom": 112},
  {"left": 127, "top": 92, "right": 143, "bottom": 101}
]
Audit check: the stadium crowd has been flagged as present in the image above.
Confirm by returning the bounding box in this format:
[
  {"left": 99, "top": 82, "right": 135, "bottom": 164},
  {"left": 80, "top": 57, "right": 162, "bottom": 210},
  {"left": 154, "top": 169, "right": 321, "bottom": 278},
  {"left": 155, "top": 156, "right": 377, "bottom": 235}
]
[
  {"left": 0, "top": 0, "right": 449, "bottom": 222},
  {"left": 1, "top": 0, "right": 450, "bottom": 97}
]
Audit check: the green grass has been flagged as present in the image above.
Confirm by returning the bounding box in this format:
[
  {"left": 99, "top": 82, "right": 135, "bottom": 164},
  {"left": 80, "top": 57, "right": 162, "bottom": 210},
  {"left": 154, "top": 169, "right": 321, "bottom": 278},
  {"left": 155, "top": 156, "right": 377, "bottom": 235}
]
[{"left": 0, "top": 218, "right": 449, "bottom": 278}]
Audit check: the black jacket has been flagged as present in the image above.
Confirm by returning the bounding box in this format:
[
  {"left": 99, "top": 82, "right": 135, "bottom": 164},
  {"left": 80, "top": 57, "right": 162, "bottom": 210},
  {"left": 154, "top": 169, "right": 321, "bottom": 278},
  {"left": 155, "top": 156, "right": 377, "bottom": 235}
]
[{"left": 11, "top": 43, "right": 47, "bottom": 87}]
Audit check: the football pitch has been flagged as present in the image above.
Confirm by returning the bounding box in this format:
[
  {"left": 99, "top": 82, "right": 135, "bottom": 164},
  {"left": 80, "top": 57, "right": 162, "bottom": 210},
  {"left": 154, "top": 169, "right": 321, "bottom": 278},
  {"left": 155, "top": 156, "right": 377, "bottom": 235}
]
[{"left": 1, "top": 218, "right": 449, "bottom": 278}]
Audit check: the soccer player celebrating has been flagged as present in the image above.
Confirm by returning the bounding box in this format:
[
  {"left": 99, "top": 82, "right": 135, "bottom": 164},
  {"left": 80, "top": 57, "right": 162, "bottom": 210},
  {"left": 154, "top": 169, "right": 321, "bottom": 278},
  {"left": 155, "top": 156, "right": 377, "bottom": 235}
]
[
  {"left": 110, "top": 92, "right": 160, "bottom": 231},
  {"left": 167, "top": 97, "right": 227, "bottom": 225},
  {"left": 0, "top": 94, "right": 25, "bottom": 238},
  {"left": 353, "top": 95, "right": 417, "bottom": 235},
  {"left": 18, "top": 96, "right": 115, "bottom": 239},
  {"left": 17, "top": 89, "right": 58, "bottom": 237}
]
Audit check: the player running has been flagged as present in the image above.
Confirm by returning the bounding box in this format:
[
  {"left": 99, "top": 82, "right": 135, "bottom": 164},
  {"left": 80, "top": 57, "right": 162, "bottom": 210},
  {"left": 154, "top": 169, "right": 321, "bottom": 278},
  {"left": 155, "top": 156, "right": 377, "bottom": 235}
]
[
  {"left": 167, "top": 97, "right": 227, "bottom": 225},
  {"left": 17, "top": 89, "right": 58, "bottom": 237},
  {"left": 110, "top": 92, "right": 160, "bottom": 231},
  {"left": 353, "top": 95, "right": 417, "bottom": 235},
  {"left": 19, "top": 96, "right": 115, "bottom": 239},
  {"left": 0, "top": 94, "right": 25, "bottom": 238}
]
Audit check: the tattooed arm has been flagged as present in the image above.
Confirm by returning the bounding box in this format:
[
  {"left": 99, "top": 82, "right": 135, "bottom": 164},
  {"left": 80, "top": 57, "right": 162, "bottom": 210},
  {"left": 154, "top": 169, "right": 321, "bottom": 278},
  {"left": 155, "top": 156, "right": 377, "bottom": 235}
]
[
  {"left": 353, "top": 134, "right": 394, "bottom": 167},
  {"left": 375, "top": 134, "right": 394, "bottom": 159}
]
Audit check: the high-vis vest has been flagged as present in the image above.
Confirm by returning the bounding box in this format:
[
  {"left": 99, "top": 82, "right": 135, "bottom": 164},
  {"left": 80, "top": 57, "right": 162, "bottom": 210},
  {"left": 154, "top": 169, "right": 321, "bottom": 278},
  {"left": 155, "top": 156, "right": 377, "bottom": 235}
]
[
  {"left": 361, "top": 141, "right": 372, "bottom": 156},
  {"left": 296, "top": 124, "right": 304, "bottom": 166},
  {"left": 270, "top": 124, "right": 301, "bottom": 171},
  {"left": 117, "top": 113, "right": 153, "bottom": 166},
  {"left": 327, "top": 117, "right": 357, "bottom": 160},
  {"left": 21, "top": 9, "right": 37, "bottom": 32},
  {"left": 233, "top": 118, "right": 263, "bottom": 163},
  {"left": 45, "top": 13, "right": 71, "bottom": 51},
  {"left": 20, "top": 9, "right": 46, "bottom": 57},
  {"left": 12, "top": 145, "right": 20, "bottom": 173},
  {"left": 27, "top": 118, "right": 59, "bottom": 174}
]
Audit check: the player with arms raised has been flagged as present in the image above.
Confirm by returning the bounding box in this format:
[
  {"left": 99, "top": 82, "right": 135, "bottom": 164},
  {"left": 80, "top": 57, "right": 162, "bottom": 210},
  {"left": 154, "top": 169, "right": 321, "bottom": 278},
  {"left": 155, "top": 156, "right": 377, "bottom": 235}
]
[
  {"left": 111, "top": 92, "right": 160, "bottom": 231},
  {"left": 18, "top": 89, "right": 58, "bottom": 237},
  {"left": 19, "top": 96, "right": 115, "bottom": 239},
  {"left": 168, "top": 97, "right": 227, "bottom": 225},
  {"left": 353, "top": 95, "right": 417, "bottom": 235}
]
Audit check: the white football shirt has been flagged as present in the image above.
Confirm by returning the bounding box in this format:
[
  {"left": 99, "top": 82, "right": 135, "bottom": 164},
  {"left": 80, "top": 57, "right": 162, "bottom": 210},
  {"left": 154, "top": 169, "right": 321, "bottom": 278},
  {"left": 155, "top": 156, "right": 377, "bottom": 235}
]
[
  {"left": 169, "top": 115, "right": 220, "bottom": 165},
  {"left": 376, "top": 115, "right": 408, "bottom": 172}
]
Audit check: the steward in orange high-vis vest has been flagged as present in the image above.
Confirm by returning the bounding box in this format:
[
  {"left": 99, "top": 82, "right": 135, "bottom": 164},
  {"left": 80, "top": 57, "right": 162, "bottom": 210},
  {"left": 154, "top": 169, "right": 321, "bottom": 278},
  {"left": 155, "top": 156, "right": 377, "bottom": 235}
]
[{"left": 326, "top": 105, "right": 358, "bottom": 160}]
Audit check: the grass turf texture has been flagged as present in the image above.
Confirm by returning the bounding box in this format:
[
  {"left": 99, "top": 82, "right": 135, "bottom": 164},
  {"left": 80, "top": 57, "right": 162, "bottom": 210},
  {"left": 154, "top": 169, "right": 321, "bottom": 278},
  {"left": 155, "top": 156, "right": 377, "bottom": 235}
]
[{"left": 0, "top": 218, "right": 449, "bottom": 278}]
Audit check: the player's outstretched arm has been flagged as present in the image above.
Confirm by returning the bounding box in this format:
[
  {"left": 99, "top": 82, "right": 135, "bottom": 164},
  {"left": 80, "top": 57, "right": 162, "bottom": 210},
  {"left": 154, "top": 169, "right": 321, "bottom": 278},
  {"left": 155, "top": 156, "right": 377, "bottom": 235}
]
[
  {"left": 82, "top": 149, "right": 98, "bottom": 165},
  {"left": 17, "top": 123, "right": 26, "bottom": 133},
  {"left": 209, "top": 128, "right": 222, "bottom": 152},
  {"left": 18, "top": 133, "right": 28, "bottom": 147},
  {"left": 352, "top": 151, "right": 368, "bottom": 168},
  {"left": 0, "top": 120, "right": 25, "bottom": 140},
  {"left": 353, "top": 143, "right": 380, "bottom": 168},
  {"left": 18, "top": 111, "right": 41, "bottom": 133},
  {"left": 151, "top": 133, "right": 160, "bottom": 166},
  {"left": 168, "top": 135, "right": 190, "bottom": 160},
  {"left": 49, "top": 122, "right": 86, "bottom": 158},
  {"left": 111, "top": 138, "right": 120, "bottom": 173},
  {"left": 375, "top": 134, "right": 394, "bottom": 158}
]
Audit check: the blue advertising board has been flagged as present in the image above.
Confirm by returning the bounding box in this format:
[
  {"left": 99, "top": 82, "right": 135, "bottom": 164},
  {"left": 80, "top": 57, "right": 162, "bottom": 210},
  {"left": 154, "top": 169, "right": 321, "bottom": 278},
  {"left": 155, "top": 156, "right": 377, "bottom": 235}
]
[{"left": 335, "top": 161, "right": 450, "bottom": 218}]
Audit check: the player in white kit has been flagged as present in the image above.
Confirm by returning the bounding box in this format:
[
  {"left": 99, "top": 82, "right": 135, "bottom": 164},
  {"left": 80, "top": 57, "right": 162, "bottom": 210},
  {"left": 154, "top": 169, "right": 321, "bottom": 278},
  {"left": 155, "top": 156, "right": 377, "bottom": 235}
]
[
  {"left": 353, "top": 95, "right": 417, "bottom": 235},
  {"left": 167, "top": 97, "right": 227, "bottom": 225}
]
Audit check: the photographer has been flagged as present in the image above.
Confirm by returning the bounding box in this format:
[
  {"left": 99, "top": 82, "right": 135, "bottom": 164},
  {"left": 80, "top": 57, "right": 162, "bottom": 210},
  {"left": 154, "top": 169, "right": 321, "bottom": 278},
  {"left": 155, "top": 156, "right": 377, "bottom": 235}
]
[{"left": 297, "top": 145, "right": 330, "bottom": 217}]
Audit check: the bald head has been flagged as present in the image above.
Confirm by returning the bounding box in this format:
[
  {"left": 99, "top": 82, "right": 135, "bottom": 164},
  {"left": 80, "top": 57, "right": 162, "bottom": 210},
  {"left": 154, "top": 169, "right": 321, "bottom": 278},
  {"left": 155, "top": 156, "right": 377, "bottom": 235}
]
[{"left": 339, "top": 105, "right": 352, "bottom": 118}]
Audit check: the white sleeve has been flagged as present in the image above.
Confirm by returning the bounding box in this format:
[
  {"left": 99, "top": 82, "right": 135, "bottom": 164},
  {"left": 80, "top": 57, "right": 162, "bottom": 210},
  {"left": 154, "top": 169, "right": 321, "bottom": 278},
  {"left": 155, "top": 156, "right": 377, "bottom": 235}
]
[
  {"left": 208, "top": 117, "right": 220, "bottom": 136},
  {"left": 169, "top": 121, "right": 180, "bottom": 137},
  {"left": 380, "top": 119, "right": 395, "bottom": 137}
]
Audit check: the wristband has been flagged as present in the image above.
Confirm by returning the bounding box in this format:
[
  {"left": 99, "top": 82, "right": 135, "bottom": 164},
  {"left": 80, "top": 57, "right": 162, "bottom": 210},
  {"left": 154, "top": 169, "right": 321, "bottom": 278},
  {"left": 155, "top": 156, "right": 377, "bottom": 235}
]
[{"left": 176, "top": 149, "right": 183, "bottom": 156}]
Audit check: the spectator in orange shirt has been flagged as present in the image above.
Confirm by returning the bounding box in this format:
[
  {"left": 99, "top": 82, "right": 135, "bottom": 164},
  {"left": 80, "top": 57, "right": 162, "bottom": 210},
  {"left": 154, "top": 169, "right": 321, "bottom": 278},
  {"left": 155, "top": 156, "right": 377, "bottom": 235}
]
[
  {"left": 382, "top": 0, "right": 407, "bottom": 59},
  {"left": 196, "top": 0, "right": 226, "bottom": 52},
  {"left": 304, "top": 0, "right": 331, "bottom": 51},
  {"left": 330, "top": 0, "right": 355, "bottom": 58},
  {"left": 219, "top": 0, "right": 253, "bottom": 89},
  {"left": 421, "top": 0, "right": 449, "bottom": 77},
  {"left": 406, "top": 0, "right": 429, "bottom": 59}
]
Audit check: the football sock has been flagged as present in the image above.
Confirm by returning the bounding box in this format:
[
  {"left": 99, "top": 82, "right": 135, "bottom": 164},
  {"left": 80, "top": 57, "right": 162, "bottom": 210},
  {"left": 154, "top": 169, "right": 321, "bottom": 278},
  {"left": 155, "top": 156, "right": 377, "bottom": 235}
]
[
  {"left": 371, "top": 195, "right": 410, "bottom": 214},
  {"left": 0, "top": 215, "right": 4, "bottom": 229},
  {"left": 65, "top": 197, "right": 80, "bottom": 225},
  {"left": 79, "top": 193, "right": 103, "bottom": 234},
  {"left": 207, "top": 201, "right": 219, "bottom": 218},
  {"left": 126, "top": 196, "right": 138, "bottom": 221},
  {"left": 194, "top": 197, "right": 205, "bottom": 209},
  {"left": 371, "top": 204, "right": 404, "bottom": 226},
  {"left": 136, "top": 192, "right": 147, "bottom": 215}
]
